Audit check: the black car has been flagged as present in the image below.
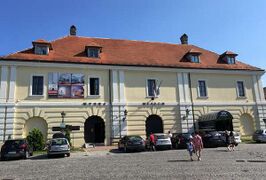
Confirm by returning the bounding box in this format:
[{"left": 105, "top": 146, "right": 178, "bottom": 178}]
[
  {"left": 171, "top": 133, "right": 191, "bottom": 149},
  {"left": 200, "top": 131, "right": 225, "bottom": 148},
  {"left": 1, "top": 139, "right": 33, "bottom": 160},
  {"left": 118, "top": 135, "right": 145, "bottom": 152}
]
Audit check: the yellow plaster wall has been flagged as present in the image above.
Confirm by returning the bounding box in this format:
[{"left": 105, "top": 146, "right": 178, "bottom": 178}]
[
  {"left": 191, "top": 73, "right": 254, "bottom": 102},
  {"left": 124, "top": 71, "right": 178, "bottom": 103},
  {"left": 16, "top": 66, "right": 109, "bottom": 102}
]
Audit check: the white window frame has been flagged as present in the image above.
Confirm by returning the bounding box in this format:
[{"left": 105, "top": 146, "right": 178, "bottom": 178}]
[
  {"left": 197, "top": 79, "right": 208, "bottom": 98},
  {"left": 227, "top": 56, "right": 235, "bottom": 64},
  {"left": 236, "top": 80, "right": 246, "bottom": 98},
  {"left": 88, "top": 76, "right": 101, "bottom": 97},
  {"left": 30, "top": 74, "right": 45, "bottom": 96},
  {"left": 87, "top": 48, "right": 100, "bottom": 58},
  {"left": 146, "top": 78, "right": 160, "bottom": 98}
]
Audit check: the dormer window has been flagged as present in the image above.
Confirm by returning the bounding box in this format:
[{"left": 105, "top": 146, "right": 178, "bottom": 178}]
[
  {"left": 88, "top": 48, "right": 100, "bottom": 58},
  {"left": 85, "top": 43, "right": 102, "bottom": 58},
  {"left": 227, "top": 56, "right": 235, "bottom": 64},
  {"left": 32, "top": 39, "right": 52, "bottom": 55},
  {"left": 185, "top": 49, "right": 201, "bottom": 63},
  {"left": 35, "top": 45, "right": 48, "bottom": 55},
  {"left": 190, "top": 55, "right": 200, "bottom": 63},
  {"left": 220, "top": 51, "right": 238, "bottom": 64}
]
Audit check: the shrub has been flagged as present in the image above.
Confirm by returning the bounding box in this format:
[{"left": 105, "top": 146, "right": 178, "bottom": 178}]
[
  {"left": 26, "top": 128, "right": 45, "bottom": 151},
  {"left": 65, "top": 129, "right": 72, "bottom": 146}
]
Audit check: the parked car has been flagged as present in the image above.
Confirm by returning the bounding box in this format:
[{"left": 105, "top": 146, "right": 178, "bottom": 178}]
[
  {"left": 200, "top": 131, "right": 225, "bottom": 148},
  {"left": 171, "top": 133, "right": 191, "bottom": 149},
  {"left": 146, "top": 133, "right": 172, "bottom": 150},
  {"left": 47, "top": 138, "right": 70, "bottom": 158},
  {"left": 219, "top": 131, "right": 242, "bottom": 146},
  {"left": 0, "top": 139, "right": 33, "bottom": 160},
  {"left": 252, "top": 129, "right": 266, "bottom": 143},
  {"left": 201, "top": 131, "right": 241, "bottom": 148},
  {"left": 118, "top": 135, "right": 145, "bottom": 152}
]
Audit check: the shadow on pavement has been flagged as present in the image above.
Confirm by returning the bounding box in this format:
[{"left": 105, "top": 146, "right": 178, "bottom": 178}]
[
  {"left": 168, "top": 159, "right": 192, "bottom": 162},
  {"left": 30, "top": 154, "right": 65, "bottom": 160}
]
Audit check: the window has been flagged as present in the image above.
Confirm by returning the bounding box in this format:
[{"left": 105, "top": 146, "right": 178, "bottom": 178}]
[
  {"left": 89, "top": 77, "right": 100, "bottom": 96},
  {"left": 190, "top": 55, "right": 200, "bottom": 63},
  {"left": 227, "top": 56, "right": 235, "bottom": 64},
  {"left": 198, "top": 80, "right": 207, "bottom": 97},
  {"left": 35, "top": 46, "right": 48, "bottom": 55},
  {"left": 88, "top": 48, "right": 99, "bottom": 58},
  {"left": 237, "top": 81, "right": 245, "bottom": 97},
  {"left": 31, "top": 75, "right": 44, "bottom": 96},
  {"left": 147, "top": 79, "right": 159, "bottom": 97}
]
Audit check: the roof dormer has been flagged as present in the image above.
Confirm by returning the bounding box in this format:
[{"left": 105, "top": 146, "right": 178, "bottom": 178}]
[
  {"left": 185, "top": 49, "right": 202, "bottom": 63},
  {"left": 220, "top": 51, "right": 238, "bottom": 64},
  {"left": 32, "top": 39, "right": 52, "bottom": 55},
  {"left": 85, "top": 42, "right": 102, "bottom": 58}
]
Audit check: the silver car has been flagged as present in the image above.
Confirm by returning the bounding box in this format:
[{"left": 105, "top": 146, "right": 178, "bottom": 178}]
[
  {"left": 154, "top": 133, "right": 172, "bottom": 150},
  {"left": 47, "top": 138, "right": 70, "bottom": 158},
  {"left": 253, "top": 129, "right": 266, "bottom": 143}
]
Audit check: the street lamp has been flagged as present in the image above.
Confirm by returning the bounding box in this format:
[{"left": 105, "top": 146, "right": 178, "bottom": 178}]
[{"left": 60, "top": 111, "right": 66, "bottom": 129}]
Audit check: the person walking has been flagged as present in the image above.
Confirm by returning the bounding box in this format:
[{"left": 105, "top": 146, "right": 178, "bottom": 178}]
[
  {"left": 192, "top": 132, "right": 204, "bottom": 161},
  {"left": 167, "top": 130, "right": 172, "bottom": 138},
  {"left": 228, "top": 131, "right": 235, "bottom": 151},
  {"left": 187, "top": 137, "right": 195, "bottom": 161},
  {"left": 225, "top": 130, "right": 230, "bottom": 151},
  {"left": 149, "top": 132, "right": 156, "bottom": 151}
]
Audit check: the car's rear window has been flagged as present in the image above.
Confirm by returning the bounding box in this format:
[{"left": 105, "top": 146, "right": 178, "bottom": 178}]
[
  {"left": 51, "top": 139, "right": 68, "bottom": 145},
  {"left": 128, "top": 136, "right": 142, "bottom": 141},
  {"left": 255, "top": 130, "right": 263, "bottom": 134},
  {"left": 5, "top": 140, "right": 24, "bottom": 146},
  {"left": 155, "top": 135, "right": 169, "bottom": 139}
]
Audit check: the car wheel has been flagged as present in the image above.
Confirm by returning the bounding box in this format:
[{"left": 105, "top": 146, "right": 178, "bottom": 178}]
[
  {"left": 47, "top": 154, "right": 51, "bottom": 158},
  {"left": 66, "top": 153, "right": 70, "bottom": 157}
]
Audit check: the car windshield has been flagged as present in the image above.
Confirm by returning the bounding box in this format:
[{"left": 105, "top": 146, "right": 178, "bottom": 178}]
[
  {"left": 255, "top": 130, "right": 263, "bottom": 134},
  {"left": 155, "top": 135, "right": 168, "bottom": 139},
  {"left": 128, "top": 136, "right": 142, "bottom": 141},
  {"left": 51, "top": 139, "right": 68, "bottom": 145}
]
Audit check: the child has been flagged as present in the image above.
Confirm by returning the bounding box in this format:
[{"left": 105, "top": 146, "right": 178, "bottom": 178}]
[{"left": 187, "top": 137, "right": 195, "bottom": 161}]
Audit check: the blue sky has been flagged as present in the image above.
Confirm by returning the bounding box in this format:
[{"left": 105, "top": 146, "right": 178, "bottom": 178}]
[{"left": 1, "top": 0, "right": 266, "bottom": 86}]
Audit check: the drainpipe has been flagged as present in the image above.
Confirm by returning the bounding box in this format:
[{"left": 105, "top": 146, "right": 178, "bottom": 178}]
[{"left": 188, "top": 73, "right": 196, "bottom": 132}]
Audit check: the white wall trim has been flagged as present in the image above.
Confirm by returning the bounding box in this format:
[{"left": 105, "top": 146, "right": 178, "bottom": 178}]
[
  {"left": 112, "top": 70, "right": 119, "bottom": 103},
  {"left": 183, "top": 73, "right": 191, "bottom": 102},
  {"left": 8, "top": 66, "right": 16, "bottom": 102},
  {"left": 177, "top": 73, "right": 185, "bottom": 102},
  {"left": 0, "top": 60, "right": 264, "bottom": 75},
  {"left": 0, "top": 66, "right": 8, "bottom": 102},
  {"left": 118, "top": 70, "right": 126, "bottom": 103}
]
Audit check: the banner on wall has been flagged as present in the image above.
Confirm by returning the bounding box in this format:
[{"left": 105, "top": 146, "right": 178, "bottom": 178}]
[{"left": 48, "top": 72, "right": 84, "bottom": 98}]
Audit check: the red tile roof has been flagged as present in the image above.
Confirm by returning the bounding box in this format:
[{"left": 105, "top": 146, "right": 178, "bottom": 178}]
[{"left": 0, "top": 35, "right": 263, "bottom": 71}]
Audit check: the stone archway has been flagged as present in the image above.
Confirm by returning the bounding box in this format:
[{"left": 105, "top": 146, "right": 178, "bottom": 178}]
[
  {"left": 84, "top": 116, "right": 105, "bottom": 143},
  {"left": 145, "top": 115, "right": 163, "bottom": 137},
  {"left": 23, "top": 117, "right": 48, "bottom": 140},
  {"left": 239, "top": 113, "right": 255, "bottom": 136}
]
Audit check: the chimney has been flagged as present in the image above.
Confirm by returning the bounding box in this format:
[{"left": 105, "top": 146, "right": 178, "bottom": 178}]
[
  {"left": 70, "top": 25, "right": 77, "bottom": 36},
  {"left": 180, "top": 33, "right": 188, "bottom": 44}
]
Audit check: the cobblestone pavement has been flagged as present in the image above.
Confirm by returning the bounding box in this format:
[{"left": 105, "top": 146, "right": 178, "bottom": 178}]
[{"left": 0, "top": 144, "right": 266, "bottom": 180}]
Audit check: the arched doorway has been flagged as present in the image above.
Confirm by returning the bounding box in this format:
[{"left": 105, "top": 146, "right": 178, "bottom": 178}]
[
  {"left": 23, "top": 117, "right": 48, "bottom": 140},
  {"left": 239, "top": 113, "right": 255, "bottom": 136},
  {"left": 146, "top": 115, "right": 163, "bottom": 137},
  {"left": 84, "top": 116, "right": 105, "bottom": 143}
]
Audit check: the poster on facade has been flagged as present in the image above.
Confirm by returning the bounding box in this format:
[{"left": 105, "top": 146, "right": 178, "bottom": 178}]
[
  {"left": 58, "top": 85, "right": 72, "bottom": 98},
  {"left": 58, "top": 73, "right": 71, "bottom": 85},
  {"left": 71, "top": 73, "right": 85, "bottom": 84},
  {"left": 48, "top": 72, "right": 84, "bottom": 98},
  {"left": 71, "top": 85, "right": 84, "bottom": 98},
  {"left": 48, "top": 72, "right": 59, "bottom": 98}
]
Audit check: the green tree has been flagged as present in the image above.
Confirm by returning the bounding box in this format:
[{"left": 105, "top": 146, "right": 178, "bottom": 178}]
[{"left": 26, "top": 128, "right": 45, "bottom": 151}]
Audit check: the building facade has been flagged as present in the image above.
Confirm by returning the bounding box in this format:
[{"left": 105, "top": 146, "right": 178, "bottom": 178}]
[{"left": 1, "top": 27, "right": 266, "bottom": 146}]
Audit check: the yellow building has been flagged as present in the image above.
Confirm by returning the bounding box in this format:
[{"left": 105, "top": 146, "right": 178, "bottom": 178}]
[{"left": 0, "top": 26, "right": 265, "bottom": 146}]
